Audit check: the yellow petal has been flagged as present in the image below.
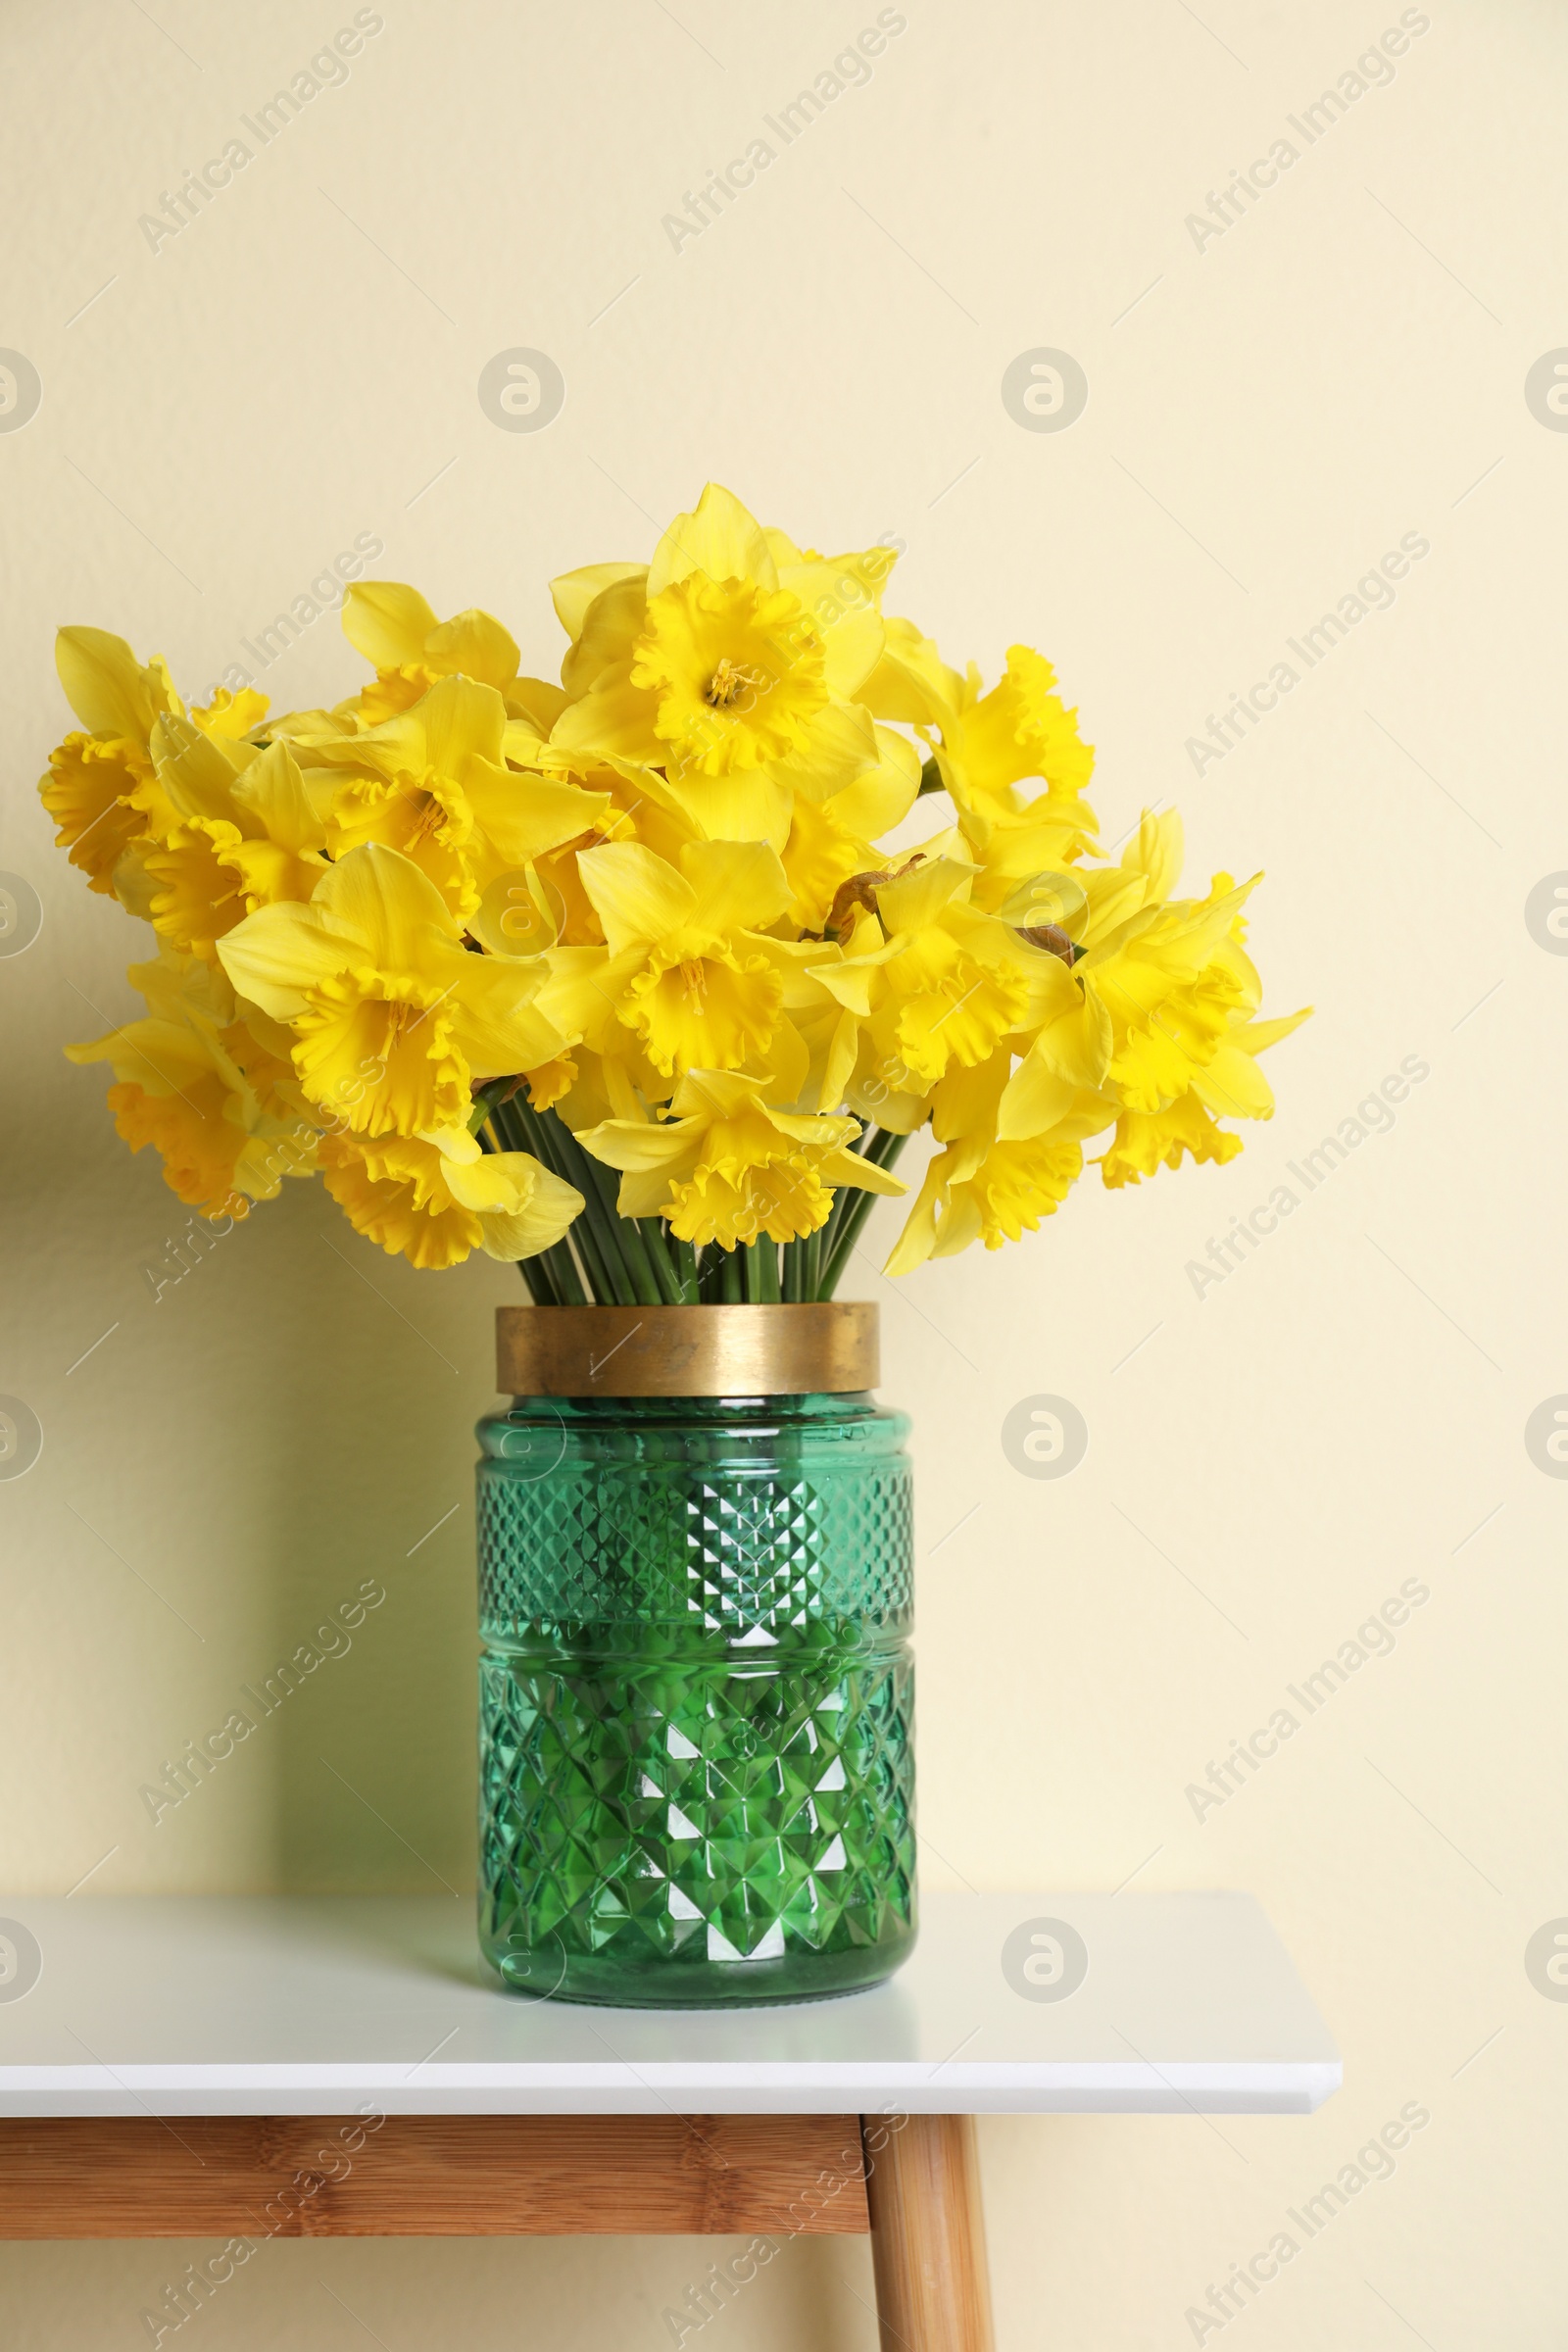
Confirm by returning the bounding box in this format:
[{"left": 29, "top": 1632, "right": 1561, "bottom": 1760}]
[
  {"left": 830, "top": 733, "right": 921, "bottom": 839},
  {"left": 767, "top": 702, "right": 880, "bottom": 805},
  {"left": 148, "top": 712, "right": 256, "bottom": 829},
  {"left": 876, "top": 858, "right": 973, "bottom": 935},
  {"left": 549, "top": 660, "right": 663, "bottom": 765},
  {"left": 433, "top": 1136, "right": 582, "bottom": 1259},
  {"left": 55, "top": 626, "right": 181, "bottom": 743},
  {"left": 217, "top": 845, "right": 449, "bottom": 1019},
  {"left": 229, "top": 740, "right": 327, "bottom": 858},
  {"left": 781, "top": 796, "right": 866, "bottom": 933},
  {"left": 561, "top": 573, "right": 649, "bottom": 698},
  {"left": 814, "top": 1146, "right": 907, "bottom": 1198},
  {"left": 466, "top": 773, "right": 612, "bottom": 874},
  {"left": 771, "top": 559, "right": 886, "bottom": 697},
  {"left": 576, "top": 1112, "right": 698, "bottom": 1177},
  {"left": 883, "top": 1152, "right": 953, "bottom": 1275},
  {"left": 223, "top": 837, "right": 327, "bottom": 909},
  {"left": 646, "top": 483, "right": 776, "bottom": 598},
  {"left": 341, "top": 582, "right": 440, "bottom": 671},
  {"left": 506, "top": 676, "right": 568, "bottom": 733},
  {"left": 679, "top": 839, "right": 792, "bottom": 938},
  {"left": 669, "top": 1068, "right": 760, "bottom": 1121},
  {"left": 318, "top": 840, "right": 459, "bottom": 969},
  {"left": 536, "top": 944, "right": 650, "bottom": 1050},
  {"left": 577, "top": 841, "right": 695, "bottom": 954},
  {"left": 1121, "top": 807, "right": 1185, "bottom": 902},
  {"left": 995, "top": 1056, "right": 1077, "bottom": 1142},
  {"left": 1009, "top": 985, "right": 1112, "bottom": 1101},
  {"left": 857, "top": 614, "right": 962, "bottom": 727},
  {"left": 409, "top": 672, "right": 509, "bottom": 770},
  {"left": 192, "top": 686, "right": 270, "bottom": 741},
  {"left": 550, "top": 562, "right": 646, "bottom": 643},
  {"left": 657, "top": 765, "right": 794, "bottom": 852},
  {"left": 451, "top": 956, "right": 571, "bottom": 1080},
  {"left": 425, "top": 608, "right": 520, "bottom": 690},
  {"left": 1227, "top": 1007, "right": 1313, "bottom": 1057},
  {"left": 1189, "top": 1042, "right": 1277, "bottom": 1121}
]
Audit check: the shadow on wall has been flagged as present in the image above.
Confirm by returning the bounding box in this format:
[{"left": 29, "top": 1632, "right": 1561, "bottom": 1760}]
[
  {"left": 258, "top": 1180, "right": 503, "bottom": 1896},
  {"left": 38, "top": 1066, "right": 502, "bottom": 1895}
]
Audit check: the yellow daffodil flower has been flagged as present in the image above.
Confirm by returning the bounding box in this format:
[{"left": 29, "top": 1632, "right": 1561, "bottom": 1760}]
[
  {"left": 41, "top": 631, "right": 182, "bottom": 888},
  {"left": 67, "top": 946, "right": 317, "bottom": 1219},
  {"left": 933, "top": 644, "right": 1096, "bottom": 818},
  {"left": 810, "top": 858, "right": 1071, "bottom": 1119},
  {"left": 554, "top": 836, "right": 834, "bottom": 1089},
  {"left": 885, "top": 1122, "right": 1090, "bottom": 1270},
  {"left": 550, "top": 484, "right": 892, "bottom": 801},
  {"left": 320, "top": 1124, "right": 581, "bottom": 1269},
  {"left": 578, "top": 1068, "right": 906, "bottom": 1248},
  {"left": 339, "top": 580, "right": 565, "bottom": 732},
  {"left": 39, "top": 628, "right": 268, "bottom": 911},
  {"left": 217, "top": 842, "right": 569, "bottom": 1139},
  {"left": 884, "top": 1049, "right": 1112, "bottom": 1271},
  {"left": 137, "top": 720, "right": 331, "bottom": 961},
  {"left": 290, "top": 675, "right": 611, "bottom": 924}
]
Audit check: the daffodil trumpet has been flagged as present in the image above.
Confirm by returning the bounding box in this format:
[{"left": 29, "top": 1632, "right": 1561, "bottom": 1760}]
[{"left": 43, "top": 484, "right": 1307, "bottom": 1295}]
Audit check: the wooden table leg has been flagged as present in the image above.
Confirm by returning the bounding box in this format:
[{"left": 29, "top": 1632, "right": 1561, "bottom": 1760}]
[{"left": 861, "top": 2114, "right": 995, "bottom": 2352}]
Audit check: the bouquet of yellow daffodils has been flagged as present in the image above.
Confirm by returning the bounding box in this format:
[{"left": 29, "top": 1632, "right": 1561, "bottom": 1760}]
[{"left": 41, "top": 483, "right": 1307, "bottom": 1306}]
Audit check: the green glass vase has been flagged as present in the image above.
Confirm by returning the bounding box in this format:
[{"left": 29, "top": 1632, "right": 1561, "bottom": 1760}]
[{"left": 476, "top": 1381, "right": 915, "bottom": 2006}]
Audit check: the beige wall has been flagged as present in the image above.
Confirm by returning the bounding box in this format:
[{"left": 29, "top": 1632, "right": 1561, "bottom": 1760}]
[{"left": 2, "top": 0, "right": 1563, "bottom": 2342}]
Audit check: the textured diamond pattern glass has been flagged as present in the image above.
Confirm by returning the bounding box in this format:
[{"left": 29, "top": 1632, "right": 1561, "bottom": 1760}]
[{"left": 476, "top": 1390, "right": 915, "bottom": 2006}]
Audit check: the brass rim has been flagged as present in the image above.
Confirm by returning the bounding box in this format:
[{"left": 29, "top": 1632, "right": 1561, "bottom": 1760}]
[{"left": 495, "top": 1301, "right": 879, "bottom": 1397}]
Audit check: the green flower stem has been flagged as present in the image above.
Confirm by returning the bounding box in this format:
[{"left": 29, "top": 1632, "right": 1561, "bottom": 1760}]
[
  {"left": 814, "top": 1191, "right": 849, "bottom": 1268},
  {"left": 510, "top": 1220, "right": 558, "bottom": 1304},
  {"left": 532, "top": 1104, "right": 667, "bottom": 1311},
  {"left": 741, "top": 1240, "right": 779, "bottom": 1300},
  {"left": 538, "top": 1114, "right": 641, "bottom": 1307},
  {"left": 539, "top": 1240, "right": 588, "bottom": 1304},
  {"left": 636, "top": 1219, "right": 685, "bottom": 1305},
  {"left": 782, "top": 1237, "right": 805, "bottom": 1301},
  {"left": 671, "top": 1236, "right": 701, "bottom": 1303},
  {"left": 467, "top": 1076, "right": 515, "bottom": 1137},
  {"left": 566, "top": 1137, "right": 662, "bottom": 1308},
  {"left": 721, "top": 1249, "right": 742, "bottom": 1302},
  {"left": 815, "top": 1129, "right": 912, "bottom": 1300},
  {"left": 812, "top": 1139, "right": 867, "bottom": 1273}
]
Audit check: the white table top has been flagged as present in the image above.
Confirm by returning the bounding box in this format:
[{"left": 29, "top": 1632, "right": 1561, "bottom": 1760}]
[{"left": 0, "top": 1891, "right": 1340, "bottom": 2118}]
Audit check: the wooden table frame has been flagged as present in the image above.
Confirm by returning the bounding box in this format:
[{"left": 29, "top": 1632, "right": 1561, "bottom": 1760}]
[{"left": 0, "top": 2111, "right": 994, "bottom": 2350}]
